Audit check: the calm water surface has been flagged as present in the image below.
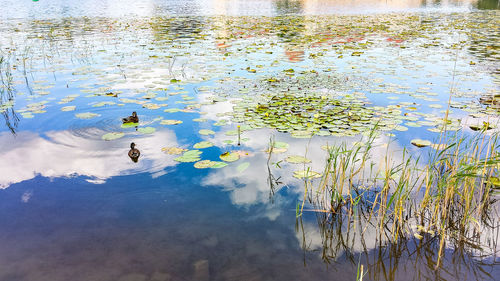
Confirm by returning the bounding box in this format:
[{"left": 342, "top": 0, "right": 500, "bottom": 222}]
[{"left": 0, "top": 1, "right": 499, "bottom": 280}]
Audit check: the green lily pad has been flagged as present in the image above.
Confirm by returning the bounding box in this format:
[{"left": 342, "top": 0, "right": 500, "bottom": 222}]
[
  {"left": 174, "top": 155, "right": 201, "bottom": 162},
  {"left": 199, "top": 129, "right": 215, "bottom": 135},
  {"left": 164, "top": 108, "right": 181, "bottom": 113},
  {"left": 193, "top": 118, "right": 207, "bottom": 122},
  {"left": 293, "top": 170, "right": 321, "bottom": 179},
  {"left": 161, "top": 119, "right": 183, "bottom": 125},
  {"left": 92, "top": 101, "right": 116, "bottom": 107},
  {"left": 102, "top": 132, "right": 124, "bottom": 141},
  {"left": 162, "top": 147, "right": 188, "bottom": 155},
  {"left": 210, "top": 161, "right": 228, "bottom": 168},
  {"left": 174, "top": 150, "right": 202, "bottom": 162},
  {"left": 21, "top": 112, "right": 34, "bottom": 118},
  {"left": 137, "top": 127, "right": 156, "bottom": 134},
  {"left": 220, "top": 152, "right": 240, "bottom": 162},
  {"left": 143, "top": 103, "right": 161, "bottom": 110},
  {"left": 291, "top": 130, "right": 314, "bottom": 138},
  {"left": 75, "top": 112, "right": 100, "bottom": 119},
  {"left": 122, "top": 121, "right": 139, "bottom": 128},
  {"left": 429, "top": 104, "right": 443, "bottom": 109},
  {"left": 194, "top": 160, "right": 217, "bottom": 169},
  {"left": 61, "top": 106, "right": 76, "bottom": 111},
  {"left": 193, "top": 141, "right": 214, "bottom": 149},
  {"left": 410, "top": 139, "right": 432, "bottom": 148},
  {"left": 286, "top": 155, "right": 312, "bottom": 164},
  {"left": 274, "top": 141, "right": 289, "bottom": 149}
]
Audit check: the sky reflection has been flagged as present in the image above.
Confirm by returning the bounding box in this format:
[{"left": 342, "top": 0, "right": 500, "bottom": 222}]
[{"left": 0, "top": 129, "right": 179, "bottom": 188}]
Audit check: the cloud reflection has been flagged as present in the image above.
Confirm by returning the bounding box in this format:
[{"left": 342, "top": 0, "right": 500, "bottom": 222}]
[{"left": 0, "top": 129, "right": 179, "bottom": 189}]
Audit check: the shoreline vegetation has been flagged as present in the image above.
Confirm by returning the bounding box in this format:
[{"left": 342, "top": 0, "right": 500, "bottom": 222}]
[{"left": 287, "top": 123, "right": 499, "bottom": 277}]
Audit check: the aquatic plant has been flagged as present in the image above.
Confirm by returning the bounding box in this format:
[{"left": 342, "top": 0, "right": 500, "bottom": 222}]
[{"left": 296, "top": 126, "right": 499, "bottom": 274}]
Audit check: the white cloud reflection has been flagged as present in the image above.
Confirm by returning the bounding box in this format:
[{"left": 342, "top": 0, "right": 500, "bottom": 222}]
[{"left": 0, "top": 129, "right": 179, "bottom": 189}]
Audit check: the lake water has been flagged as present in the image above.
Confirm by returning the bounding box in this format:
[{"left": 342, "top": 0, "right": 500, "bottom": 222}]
[{"left": 0, "top": 1, "right": 499, "bottom": 280}]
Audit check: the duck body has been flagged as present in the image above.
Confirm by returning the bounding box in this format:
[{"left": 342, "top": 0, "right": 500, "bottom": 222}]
[
  {"left": 122, "top": 111, "right": 139, "bottom": 123},
  {"left": 128, "top": 142, "right": 140, "bottom": 162}
]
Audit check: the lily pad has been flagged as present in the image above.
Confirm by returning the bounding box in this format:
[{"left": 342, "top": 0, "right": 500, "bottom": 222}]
[
  {"left": 220, "top": 152, "right": 240, "bottom": 162},
  {"left": 137, "top": 127, "right": 156, "bottom": 134},
  {"left": 199, "top": 129, "right": 215, "bottom": 135},
  {"left": 121, "top": 122, "right": 139, "bottom": 128},
  {"left": 143, "top": 103, "right": 161, "bottom": 110},
  {"left": 102, "top": 132, "right": 124, "bottom": 141},
  {"left": 274, "top": 141, "right": 289, "bottom": 149},
  {"left": 92, "top": 101, "right": 116, "bottom": 107},
  {"left": 210, "top": 161, "right": 228, "bottom": 168},
  {"left": 164, "top": 108, "right": 181, "bottom": 113},
  {"left": 193, "top": 141, "right": 214, "bottom": 149},
  {"left": 162, "top": 147, "right": 188, "bottom": 155},
  {"left": 174, "top": 150, "right": 202, "bottom": 162},
  {"left": 410, "top": 139, "right": 432, "bottom": 148},
  {"left": 161, "top": 119, "right": 182, "bottom": 125},
  {"left": 75, "top": 112, "right": 100, "bottom": 119},
  {"left": 286, "top": 155, "right": 312, "bottom": 164},
  {"left": 293, "top": 170, "right": 321, "bottom": 179},
  {"left": 194, "top": 160, "right": 217, "bottom": 169},
  {"left": 61, "top": 106, "right": 76, "bottom": 111}
]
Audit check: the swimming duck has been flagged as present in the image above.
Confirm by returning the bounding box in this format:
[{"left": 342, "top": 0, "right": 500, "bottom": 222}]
[
  {"left": 122, "top": 111, "right": 139, "bottom": 123},
  {"left": 128, "top": 142, "right": 140, "bottom": 162}
]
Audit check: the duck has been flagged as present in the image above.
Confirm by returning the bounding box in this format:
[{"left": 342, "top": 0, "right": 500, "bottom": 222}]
[
  {"left": 128, "top": 142, "right": 140, "bottom": 162},
  {"left": 122, "top": 111, "right": 139, "bottom": 123}
]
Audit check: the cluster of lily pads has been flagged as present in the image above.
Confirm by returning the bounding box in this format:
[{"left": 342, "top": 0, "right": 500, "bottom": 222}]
[{"left": 0, "top": 12, "right": 498, "bottom": 167}]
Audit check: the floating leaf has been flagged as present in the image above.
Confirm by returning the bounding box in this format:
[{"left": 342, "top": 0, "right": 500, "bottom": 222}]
[
  {"left": 193, "top": 118, "right": 207, "bottom": 122},
  {"left": 21, "top": 112, "right": 34, "bottom": 118},
  {"left": 121, "top": 122, "right": 139, "bottom": 128},
  {"left": 92, "top": 101, "right": 116, "bottom": 107},
  {"left": 220, "top": 152, "right": 240, "bottom": 162},
  {"left": 162, "top": 147, "right": 187, "bottom": 155},
  {"left": 274, "top": 141, "right": 289, "bottom": 149},
  {"left": 164, "top": 108, "right": 181, "bottom": 113},
  {"left": 143, "top": 103, "right": 161, "bottom": 110},
  {"left": 286, "top": 155, "right": 312, "bottom": 164},
  {"left": 410, "top": 139, "right": 432, "bottom": 148},
  {"left": 293, "top": 170, "right": 321, "bottom": 179},
  {"left": 199, "top": 129, "right": 215, "bottom": 135},
  {"left": 429, "top": 104, "right": 443, "bottom": 109},
  {"left": 102, "top": 132, "right": 124, "bottom": 141},
  {"left": 61, "top": 106, "right": 76, "bottom": 111},
  {"left": 174, "top": 150, "right": 202, "bottom": 162},
  {"left": 137, "top": 127, "right": 156, "bottom": 134},
  {"left": 210, "top": 161, "right": 228, "bottom": 168},
  {"left": 193, "top": 141, "right": 214, "bottom": 149},
  {"left": 194, "top": 160, "right": 216, "bottom": 169},
  {"left": 161, "top": 119, "right": 182, "bottom": 125},
  {"left": 75, "top": 112, "right": 100, "bottom": 119}
]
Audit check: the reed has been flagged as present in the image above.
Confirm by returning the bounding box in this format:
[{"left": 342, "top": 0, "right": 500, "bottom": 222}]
[{"left": 299, "top": 126, "right": 500, "bottom": 270}]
